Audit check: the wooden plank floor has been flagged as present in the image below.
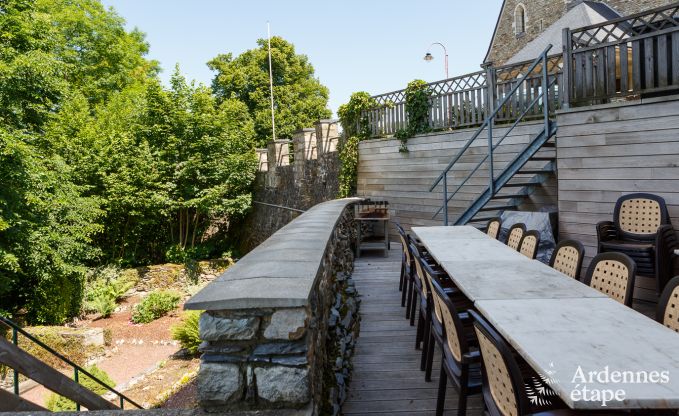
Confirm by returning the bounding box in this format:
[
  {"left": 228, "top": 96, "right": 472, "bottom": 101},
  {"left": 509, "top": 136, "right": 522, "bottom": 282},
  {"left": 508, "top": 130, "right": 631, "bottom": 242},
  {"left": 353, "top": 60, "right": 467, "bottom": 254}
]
[{"left": 344, "top": 245, "right": 484, "bottom": 415}]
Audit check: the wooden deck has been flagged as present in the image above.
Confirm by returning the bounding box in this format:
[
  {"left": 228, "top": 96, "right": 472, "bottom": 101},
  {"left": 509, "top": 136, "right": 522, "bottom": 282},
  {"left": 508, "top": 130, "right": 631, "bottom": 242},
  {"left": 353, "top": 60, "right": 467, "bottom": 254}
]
[{"left": 344, "top": 245, "right": 484, "bottom": 415}]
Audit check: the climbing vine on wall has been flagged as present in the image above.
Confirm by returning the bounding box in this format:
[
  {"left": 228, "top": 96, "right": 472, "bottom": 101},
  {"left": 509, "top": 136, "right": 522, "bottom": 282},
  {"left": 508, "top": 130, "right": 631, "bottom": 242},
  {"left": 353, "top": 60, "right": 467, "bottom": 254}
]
[
  {"left": 337, "top": 92, "right": 377, "bottom": 198},
  {"left": 394, "top": 79, "right": 432, "bottom": 152}
]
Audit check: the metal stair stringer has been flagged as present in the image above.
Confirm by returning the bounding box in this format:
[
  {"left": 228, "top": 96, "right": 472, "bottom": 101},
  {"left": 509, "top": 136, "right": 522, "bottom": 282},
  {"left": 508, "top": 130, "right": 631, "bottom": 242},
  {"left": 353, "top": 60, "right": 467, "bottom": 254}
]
[{"left": 454, "top": 121, "right": 558, "bottom": 226}]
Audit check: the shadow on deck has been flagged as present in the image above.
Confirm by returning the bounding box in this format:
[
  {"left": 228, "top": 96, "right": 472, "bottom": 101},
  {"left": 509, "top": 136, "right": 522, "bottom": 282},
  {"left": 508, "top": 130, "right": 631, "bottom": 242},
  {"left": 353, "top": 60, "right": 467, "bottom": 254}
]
[{"left": 345, "top": 244, "right": 484, "bottom": 416}]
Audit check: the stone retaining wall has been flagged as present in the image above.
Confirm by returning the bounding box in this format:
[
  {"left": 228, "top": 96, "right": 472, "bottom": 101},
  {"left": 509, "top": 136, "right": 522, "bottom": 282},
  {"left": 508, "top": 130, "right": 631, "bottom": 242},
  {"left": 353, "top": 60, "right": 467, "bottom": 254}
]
[{"left": 186, "top": 199, "right": 361, "bottom": 415}]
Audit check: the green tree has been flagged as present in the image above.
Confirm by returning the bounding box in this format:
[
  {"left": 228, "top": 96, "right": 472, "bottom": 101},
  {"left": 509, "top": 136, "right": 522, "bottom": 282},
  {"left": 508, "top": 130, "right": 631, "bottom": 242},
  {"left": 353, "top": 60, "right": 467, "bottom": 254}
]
[
  {"left": 0, "top": 0, "right": 156, "bottom": 131},
  {"left": 208, "top": 36, "right": 331, "bottom": 146},
  {"left": 0, "top": 128, "right": 102, "bottom": 323},
  {"left": 141, "top": 68, "right": 258, "bottom": 253},
  {"left": 0, "top": 0, "right": 155, "bottom": 321}
]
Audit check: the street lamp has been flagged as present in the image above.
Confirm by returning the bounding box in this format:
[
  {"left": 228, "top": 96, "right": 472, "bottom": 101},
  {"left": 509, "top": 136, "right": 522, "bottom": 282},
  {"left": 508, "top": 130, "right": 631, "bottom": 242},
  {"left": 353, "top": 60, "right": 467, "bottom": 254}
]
[{"left": 424, "top": 42, "right": 449, "bottom": 79}]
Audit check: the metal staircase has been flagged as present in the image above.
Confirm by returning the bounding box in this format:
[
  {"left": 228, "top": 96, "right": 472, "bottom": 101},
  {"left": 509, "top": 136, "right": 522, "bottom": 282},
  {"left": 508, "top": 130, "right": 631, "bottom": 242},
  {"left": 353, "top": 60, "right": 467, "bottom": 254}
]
[
  {"left": 429, "top": 45, "right": 558, "bottom": 226},
  {"left": 0, "top": 315, "right": 142, "bottom": 412}
]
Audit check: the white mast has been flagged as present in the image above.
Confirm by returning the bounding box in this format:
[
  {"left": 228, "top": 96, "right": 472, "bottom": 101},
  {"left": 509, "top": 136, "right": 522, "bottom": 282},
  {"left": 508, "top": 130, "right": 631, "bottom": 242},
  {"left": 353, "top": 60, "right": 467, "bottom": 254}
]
[{"left": 267, "top": 21, "right": 276, "bottom": 141}]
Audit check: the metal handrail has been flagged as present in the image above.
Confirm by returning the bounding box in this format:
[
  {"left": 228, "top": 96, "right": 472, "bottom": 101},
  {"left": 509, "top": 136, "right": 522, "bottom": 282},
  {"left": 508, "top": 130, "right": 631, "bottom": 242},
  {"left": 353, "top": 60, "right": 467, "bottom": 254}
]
[
  {"left": 430, "top": 76, "right": 557, "bottom": 220},
  {"left": 429, "top": 45, "right": 554, "bottom": 225},
  {"left": 429, "top": 44, "right": 553, "bottom": 192},
  {"left": 253, "top": 201, "right": 306, "bottom": 213},
  {"left": 0, "top": 315, "right": 143, "bottom": 410}
]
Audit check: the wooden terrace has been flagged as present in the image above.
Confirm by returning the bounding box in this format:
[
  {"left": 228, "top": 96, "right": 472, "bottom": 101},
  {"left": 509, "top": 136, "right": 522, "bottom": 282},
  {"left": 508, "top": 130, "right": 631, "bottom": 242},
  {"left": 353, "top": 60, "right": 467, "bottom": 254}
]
[{"left": 344, "top": 246, "right": 484, "bottom": 415}]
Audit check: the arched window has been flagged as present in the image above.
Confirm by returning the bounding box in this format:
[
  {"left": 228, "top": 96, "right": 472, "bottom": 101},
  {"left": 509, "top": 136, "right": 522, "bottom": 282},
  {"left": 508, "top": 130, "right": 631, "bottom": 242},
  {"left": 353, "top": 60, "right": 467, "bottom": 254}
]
[{"left": 515, "top": 4, "right": 526, "bottom": 35}]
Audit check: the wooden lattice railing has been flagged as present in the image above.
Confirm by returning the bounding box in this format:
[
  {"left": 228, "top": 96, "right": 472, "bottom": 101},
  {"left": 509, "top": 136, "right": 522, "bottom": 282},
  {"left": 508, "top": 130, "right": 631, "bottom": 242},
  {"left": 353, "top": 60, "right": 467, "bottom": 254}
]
[
  {"left": 493, "top": 54, "right": 564, "bottom": 124},
  {"left": 363, "top": 56, "right": 562, "bottom": 137},
  {"left": 563, "top": 2, "right": 679, "bottom": 106},
  {"left": 364, "top": 2, "right": 679, "bottom": 137},
  {"left": 364, "top": 71, "right": 487, "bottom": 137}
]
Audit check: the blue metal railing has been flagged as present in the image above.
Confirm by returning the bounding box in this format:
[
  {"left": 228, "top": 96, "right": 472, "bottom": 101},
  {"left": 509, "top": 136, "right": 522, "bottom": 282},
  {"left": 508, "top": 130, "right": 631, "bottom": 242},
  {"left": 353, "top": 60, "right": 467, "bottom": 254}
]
[
  {"left": 429, "top": 45, "right": 555, "bottom": 225},
  {"left": 0, "top": 315, "right": 143, "bottom": 410}
]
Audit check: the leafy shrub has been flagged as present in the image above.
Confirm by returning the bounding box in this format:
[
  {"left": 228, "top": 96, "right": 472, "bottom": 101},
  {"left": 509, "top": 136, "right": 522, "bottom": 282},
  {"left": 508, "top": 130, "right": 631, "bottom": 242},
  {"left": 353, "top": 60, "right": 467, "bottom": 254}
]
[
  {"left": 83, "top": 267, "right": 136, "bottom": 318},
  {"left": 337, "top": 92, "right": 378, "bottom": 197},
  {"left": 171, "top": 310, "right": 202, "bottom": 354},
  {"left": 45, "top": 365, "right": 115, "bottom": 411},
  {"left": 132, "top": 290, "right": 182, "bottom": 324},
  {"left": 13, "top": 327, "right": 101, "bottom": 370}
]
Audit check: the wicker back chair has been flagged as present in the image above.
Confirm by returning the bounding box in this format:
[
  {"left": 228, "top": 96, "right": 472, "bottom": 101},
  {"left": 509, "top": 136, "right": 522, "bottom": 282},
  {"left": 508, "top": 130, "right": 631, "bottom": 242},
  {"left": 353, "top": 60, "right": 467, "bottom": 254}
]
[
  {"left": 519, "top": 230, "right": 540, "bottom": 260},
  {"left": 486, "top": 217, "right": 502, "bottom": 240},
  {"left": 409, "top": 241, "right": 447, "bottom": 375},
  {"left": 657, "top": 276, "right": 679, "bottom": 332},
  {"left": 430, "top": 279, "right": 480, "bottom": 416},
  {"left": 583, "top": 252, "right": 637, "bottom": 307},
  {"left": 470, "top": 310, "right": 570, "bottom": 416},
  {"left": 395, "top": 222, "right": 412, "bottom": 306},
  {"left": 597, "top": 193, "right": 677, "bottom": 293},
  {"left": 506, "top": 223, "right": 526, "bottom": 251},
  {"left": 549, "top": 239, "right": 586, "bottom": 280},
  {"left": 421, "top": 260, "right": 471, "bottom": 382},
  {"left": 470, "top": 311, "right": 629, "bottom": 415}
]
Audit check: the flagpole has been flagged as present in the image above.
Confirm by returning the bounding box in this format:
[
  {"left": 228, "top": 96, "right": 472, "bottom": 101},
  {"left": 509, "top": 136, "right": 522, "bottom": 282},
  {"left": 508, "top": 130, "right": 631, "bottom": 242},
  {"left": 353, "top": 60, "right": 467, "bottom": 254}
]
[{"left": 267, "top": 21, "right": 276, "bottom": 141}]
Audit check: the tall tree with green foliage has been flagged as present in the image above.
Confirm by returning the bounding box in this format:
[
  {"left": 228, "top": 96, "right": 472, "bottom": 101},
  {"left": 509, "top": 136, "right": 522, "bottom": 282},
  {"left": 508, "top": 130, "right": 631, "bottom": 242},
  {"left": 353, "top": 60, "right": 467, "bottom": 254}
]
[
  {"left": 0, "top": 128, "right": 103, "bottom": 323},
  {"left": 0, "top": 0, "right": 154, "bottom": 322},
  {"left": 208, "top": 36, "right": 331, "bottom": 146},
  {"left": 140, "top": 68, "right": 258, "bottom": 255},
  {"left": 0, "top": 0, "right": 156, "bottom": 131}
]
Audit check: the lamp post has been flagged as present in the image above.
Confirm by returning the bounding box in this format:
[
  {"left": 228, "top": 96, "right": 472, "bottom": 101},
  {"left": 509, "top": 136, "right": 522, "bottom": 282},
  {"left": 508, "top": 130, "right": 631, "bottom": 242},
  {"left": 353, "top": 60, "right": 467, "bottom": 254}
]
[{"left": 424, "top": 42, "right": 449, "bottom": 79}]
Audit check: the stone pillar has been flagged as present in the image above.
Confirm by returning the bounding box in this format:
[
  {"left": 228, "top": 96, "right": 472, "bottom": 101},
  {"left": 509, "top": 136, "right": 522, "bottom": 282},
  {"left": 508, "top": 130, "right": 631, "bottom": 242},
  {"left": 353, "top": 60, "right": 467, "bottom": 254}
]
[
  {"left": 293, "top": 128, "right": 317, "bottom": 162},
  {"left": 197, "top": 307, "right": 312, "bottom": 410},
  {"left": 256, "top": 148, "right": 268, "bottom": 172},
  {"left": 293, "top": 128, "right": 317, "bottom": 184},
  {"left": 315, "top": 119, "right": 340, "bottom": 155},
  {"left": 266, "top": 139, "right": 291, "bottom": 188}
]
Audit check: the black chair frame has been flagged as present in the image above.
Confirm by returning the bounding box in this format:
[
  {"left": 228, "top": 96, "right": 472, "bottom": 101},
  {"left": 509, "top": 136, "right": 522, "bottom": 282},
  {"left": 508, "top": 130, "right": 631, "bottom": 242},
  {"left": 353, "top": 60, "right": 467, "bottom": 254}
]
[{"left": 549, "top": 239, "right": 586, "bottom": 281}]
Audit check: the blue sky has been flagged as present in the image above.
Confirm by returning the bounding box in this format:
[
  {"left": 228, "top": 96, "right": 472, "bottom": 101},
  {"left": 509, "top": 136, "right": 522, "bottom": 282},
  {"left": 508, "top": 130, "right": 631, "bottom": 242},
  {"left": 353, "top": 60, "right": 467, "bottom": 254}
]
[{"left": 100, "top": 1, "right": 501, "bottom": 116}]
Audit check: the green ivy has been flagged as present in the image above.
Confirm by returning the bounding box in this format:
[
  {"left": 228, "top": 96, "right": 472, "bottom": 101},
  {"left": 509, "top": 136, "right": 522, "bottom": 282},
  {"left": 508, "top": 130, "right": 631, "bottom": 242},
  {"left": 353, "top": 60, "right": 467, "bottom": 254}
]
[
  {"left": 337, "top": 136, "right": 360, "bottom": 198},
  {"left": 338, "top": 92, "right": 376, "bottom": 139},
  {"left": 337, "top": 92, "right": 377, "bottom": 198},
  {"left": 394, "top": 79, "right": 433, "bottom": 152}
]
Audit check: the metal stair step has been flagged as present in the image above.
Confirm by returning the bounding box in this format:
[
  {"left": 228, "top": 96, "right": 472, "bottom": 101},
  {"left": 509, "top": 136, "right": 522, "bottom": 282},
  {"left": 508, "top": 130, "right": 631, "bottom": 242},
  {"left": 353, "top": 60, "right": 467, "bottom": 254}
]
[
  {"left": 489, "top": 194, "right": 528, "bottom": 200},
  {"left": 518, "top": 169, "right": 554, "bottom": 174},
  {"left": 503, "top": 182, "right": 539, "bottom": 188},
  {"left": 530, "top": 156, "right": 556, "bottom": 161},
  {"left": 541, "top": 142, "right": 556, "bottom": 148},
  {"left": 478, "top": 204, "right": 517, "bottom": 212}
]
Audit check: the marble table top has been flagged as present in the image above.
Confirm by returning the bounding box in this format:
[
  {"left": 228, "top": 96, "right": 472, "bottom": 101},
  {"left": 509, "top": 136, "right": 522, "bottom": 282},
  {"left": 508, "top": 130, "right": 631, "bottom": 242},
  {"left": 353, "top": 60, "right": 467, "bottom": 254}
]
[
  {"left": 412, "top": 225, "right": 490, "bottom": 240},
  {"left": 475, "top": 297, "right": 679, "bottom": 409},
  {"left": 413, "top": 226, "right": 525, "bottom": 262},
  {"left": 438, "top": 259, "right": 607, "bottom": 301}
]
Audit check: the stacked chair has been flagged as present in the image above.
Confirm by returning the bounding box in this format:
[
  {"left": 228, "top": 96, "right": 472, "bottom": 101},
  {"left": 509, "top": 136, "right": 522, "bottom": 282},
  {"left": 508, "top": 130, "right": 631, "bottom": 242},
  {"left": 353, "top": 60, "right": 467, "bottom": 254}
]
[{"left": 597, "top": 193, "right": 677, "bottom": 293}]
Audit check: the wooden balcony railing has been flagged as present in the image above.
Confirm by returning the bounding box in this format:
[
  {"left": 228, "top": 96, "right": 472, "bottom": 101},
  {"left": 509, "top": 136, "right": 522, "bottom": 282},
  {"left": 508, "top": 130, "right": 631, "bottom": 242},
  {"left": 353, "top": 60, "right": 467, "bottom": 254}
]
[
  {"left": 363, "top": 2, "right": 679, "bottom": 138},
  {"left": 364, "top": 71, "right": 487, "bottom": 137},
  {"left": 563, "top": 2, "right": 679, "bottom": 106},
  {"left": 363, "top": 56, "right": 563, "bottom": 137}
]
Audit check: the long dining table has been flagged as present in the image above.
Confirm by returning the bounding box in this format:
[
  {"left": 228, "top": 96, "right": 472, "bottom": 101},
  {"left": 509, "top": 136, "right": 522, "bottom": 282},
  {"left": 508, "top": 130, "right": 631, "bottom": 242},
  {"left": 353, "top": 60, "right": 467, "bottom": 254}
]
[{"left": 411, "top": 225, "right": 679, "bottom": 411}]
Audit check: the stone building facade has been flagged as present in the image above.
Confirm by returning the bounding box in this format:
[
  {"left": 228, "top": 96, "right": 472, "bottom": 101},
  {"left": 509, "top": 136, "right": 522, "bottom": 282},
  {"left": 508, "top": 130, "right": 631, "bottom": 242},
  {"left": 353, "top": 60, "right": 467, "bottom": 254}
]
[{"left": 485, "top": 0, "right": 676, "bottom": 65}]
